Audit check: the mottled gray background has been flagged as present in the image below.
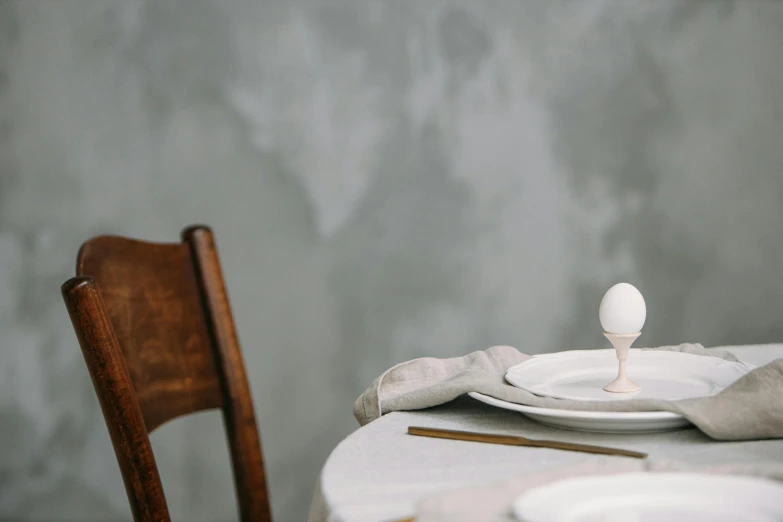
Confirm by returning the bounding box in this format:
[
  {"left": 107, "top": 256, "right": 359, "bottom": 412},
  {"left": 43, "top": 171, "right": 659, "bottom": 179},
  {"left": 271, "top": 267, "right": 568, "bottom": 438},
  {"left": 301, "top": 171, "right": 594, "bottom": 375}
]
[{"left": 1, "top": 0, "right": 783, "bottom": 520}]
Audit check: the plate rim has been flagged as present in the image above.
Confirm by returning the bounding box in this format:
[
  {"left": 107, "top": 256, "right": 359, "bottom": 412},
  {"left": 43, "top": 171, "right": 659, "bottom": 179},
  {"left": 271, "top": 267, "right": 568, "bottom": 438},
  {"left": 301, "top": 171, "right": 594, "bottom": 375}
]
[
  {"left": 467, "top": 391, "right": 683, "bottom": 421},
  {"left": 505, "top": 349, "right": 754, "bottom": 402},
  {"left": 511, "top": 471, "right": 783, "bottom": 521}
]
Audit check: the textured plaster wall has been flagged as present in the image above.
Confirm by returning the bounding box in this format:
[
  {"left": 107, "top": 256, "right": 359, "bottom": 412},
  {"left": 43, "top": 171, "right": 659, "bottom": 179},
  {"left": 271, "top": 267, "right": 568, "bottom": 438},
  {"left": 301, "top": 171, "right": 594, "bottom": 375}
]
[{"left": 1, "top": 1, "right": 782, "bottom": 520}]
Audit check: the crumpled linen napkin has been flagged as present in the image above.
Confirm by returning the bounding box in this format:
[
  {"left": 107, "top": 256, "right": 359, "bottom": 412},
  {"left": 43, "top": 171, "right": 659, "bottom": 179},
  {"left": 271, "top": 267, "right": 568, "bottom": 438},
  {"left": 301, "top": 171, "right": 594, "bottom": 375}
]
[
  {"left": 353, "top": 344, "right": 783, "bottom": 440},
  {"left": 414, "top": 458, "right": 783, "bottom": 522}
]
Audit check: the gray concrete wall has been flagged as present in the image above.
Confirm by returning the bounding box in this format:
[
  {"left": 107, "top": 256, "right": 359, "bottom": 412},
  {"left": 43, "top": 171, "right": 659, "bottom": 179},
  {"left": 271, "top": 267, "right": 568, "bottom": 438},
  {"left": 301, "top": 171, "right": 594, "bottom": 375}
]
[{"left": 1, "top": 1, "right": 782, "bottom": 520}]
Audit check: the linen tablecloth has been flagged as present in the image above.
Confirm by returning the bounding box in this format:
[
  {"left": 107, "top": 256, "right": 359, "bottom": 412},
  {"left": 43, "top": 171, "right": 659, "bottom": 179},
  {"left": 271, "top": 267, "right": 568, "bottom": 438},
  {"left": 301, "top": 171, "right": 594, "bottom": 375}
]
[{"left": 309, "top": 344, "right": 783, "bottom": 522}]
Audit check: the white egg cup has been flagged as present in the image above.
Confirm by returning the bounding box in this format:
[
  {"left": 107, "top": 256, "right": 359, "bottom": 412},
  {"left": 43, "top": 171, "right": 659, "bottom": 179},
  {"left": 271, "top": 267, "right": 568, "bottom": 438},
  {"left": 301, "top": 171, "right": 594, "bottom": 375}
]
[{"left": 603, "top": 331, "right": 641, "bottom": 393}]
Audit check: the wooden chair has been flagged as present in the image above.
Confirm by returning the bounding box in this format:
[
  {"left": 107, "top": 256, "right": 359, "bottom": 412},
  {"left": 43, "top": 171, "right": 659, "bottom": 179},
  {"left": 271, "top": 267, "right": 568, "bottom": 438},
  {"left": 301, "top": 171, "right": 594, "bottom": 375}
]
[{"left": 61, "top": 225, "right": 272, "bottom": 522}]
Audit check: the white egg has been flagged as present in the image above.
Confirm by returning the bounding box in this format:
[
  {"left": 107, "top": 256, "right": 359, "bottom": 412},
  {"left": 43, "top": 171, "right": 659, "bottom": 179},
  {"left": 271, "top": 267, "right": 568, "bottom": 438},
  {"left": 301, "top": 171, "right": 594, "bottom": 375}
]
[{"left": 599, "top": 283, "right": 646, "bottom": 334}]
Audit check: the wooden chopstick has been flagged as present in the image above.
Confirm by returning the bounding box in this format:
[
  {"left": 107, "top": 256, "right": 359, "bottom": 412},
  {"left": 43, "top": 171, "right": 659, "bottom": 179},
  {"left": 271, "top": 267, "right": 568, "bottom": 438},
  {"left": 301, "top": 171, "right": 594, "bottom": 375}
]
[{"left": 407, "top": 426, "right": 647, "bottom": 459}]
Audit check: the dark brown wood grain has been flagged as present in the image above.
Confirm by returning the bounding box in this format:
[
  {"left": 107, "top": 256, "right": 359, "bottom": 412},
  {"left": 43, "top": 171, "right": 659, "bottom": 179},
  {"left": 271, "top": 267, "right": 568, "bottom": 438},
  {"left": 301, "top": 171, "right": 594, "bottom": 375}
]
[{"left": 62, "top": 225, "right": 272, "bottom": 522}]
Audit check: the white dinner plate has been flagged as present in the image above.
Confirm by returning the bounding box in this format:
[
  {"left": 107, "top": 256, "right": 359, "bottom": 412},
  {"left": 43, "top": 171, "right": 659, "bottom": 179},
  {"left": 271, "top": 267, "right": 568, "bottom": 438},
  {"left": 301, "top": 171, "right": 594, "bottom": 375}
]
[
  {"left": 505, "top": 349, "right": 754, "bottom": 402},
  {"left": 467, "top": 392, "right": 690, "bottom": 433},
  {"left": 512, "top": 472, "right": 783, "bottom": 522}
]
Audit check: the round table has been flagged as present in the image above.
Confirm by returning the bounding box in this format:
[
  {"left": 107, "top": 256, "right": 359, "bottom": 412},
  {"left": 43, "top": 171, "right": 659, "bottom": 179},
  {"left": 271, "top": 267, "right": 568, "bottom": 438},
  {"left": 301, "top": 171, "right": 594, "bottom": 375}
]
[{"left": 308, "top": 344, "right": 783, "bottom": 522}]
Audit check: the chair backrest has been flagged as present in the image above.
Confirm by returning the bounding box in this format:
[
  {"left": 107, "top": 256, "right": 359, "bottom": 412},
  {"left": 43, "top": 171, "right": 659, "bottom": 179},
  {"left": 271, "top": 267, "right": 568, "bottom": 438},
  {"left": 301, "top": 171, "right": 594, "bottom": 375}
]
[{"left": 61, "top": 225, "right": 271, "bottom": 522}]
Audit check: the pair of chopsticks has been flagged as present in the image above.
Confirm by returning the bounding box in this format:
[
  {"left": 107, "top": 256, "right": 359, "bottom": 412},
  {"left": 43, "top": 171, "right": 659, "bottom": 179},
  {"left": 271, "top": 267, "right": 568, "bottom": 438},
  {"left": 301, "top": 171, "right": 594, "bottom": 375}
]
[{"left": 407, "top": 426, "right": 647, "bottom": 459}]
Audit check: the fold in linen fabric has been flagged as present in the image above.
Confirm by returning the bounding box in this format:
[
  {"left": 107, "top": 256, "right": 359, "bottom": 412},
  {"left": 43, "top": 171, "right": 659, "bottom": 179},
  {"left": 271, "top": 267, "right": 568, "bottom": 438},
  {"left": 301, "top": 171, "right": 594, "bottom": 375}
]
[
  {"left": 353, "top": 344, "right": 783, "bottom": 440},
  {"left": 414, "top": 458, "right": 783, "bottom": 522}
]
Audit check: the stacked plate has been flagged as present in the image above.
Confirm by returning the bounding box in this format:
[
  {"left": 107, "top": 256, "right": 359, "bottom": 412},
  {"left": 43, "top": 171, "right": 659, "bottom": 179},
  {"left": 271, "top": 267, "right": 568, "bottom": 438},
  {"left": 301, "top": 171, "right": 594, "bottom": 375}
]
[{"left": 469, "top": 348, "right": 754, "bottom": 434}]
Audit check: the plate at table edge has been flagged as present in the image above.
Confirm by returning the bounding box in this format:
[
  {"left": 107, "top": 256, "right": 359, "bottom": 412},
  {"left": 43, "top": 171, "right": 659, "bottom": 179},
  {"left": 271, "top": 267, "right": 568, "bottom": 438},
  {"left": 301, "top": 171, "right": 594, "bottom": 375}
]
[
  {"left": 467, "top": 392, "right": 691, "bottom": 434},
  {"left": 504, "top": 349, "right": 756, "bottom": 402},
  {"left": 511, "top": 472, "right": 783, "bottom": 522}
]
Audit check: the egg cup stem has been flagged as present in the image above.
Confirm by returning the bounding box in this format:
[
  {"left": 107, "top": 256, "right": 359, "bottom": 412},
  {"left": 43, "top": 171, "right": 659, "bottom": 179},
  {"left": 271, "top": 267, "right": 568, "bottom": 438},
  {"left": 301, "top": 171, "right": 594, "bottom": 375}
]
[{"left": 603, "top": 332, "right": 641, "bottom": 393}]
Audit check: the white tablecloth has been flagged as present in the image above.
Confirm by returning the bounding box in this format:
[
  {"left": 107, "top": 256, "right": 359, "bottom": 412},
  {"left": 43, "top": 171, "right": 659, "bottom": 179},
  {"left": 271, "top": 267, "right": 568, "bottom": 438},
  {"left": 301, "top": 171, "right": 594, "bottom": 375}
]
[{"left": 308, "top": 344, "right": 783, "bottom": 522}]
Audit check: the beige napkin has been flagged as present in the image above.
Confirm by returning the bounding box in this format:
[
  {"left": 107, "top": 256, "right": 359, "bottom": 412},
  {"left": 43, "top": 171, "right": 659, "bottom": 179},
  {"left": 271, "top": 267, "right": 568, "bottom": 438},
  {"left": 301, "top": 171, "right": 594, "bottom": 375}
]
[
  {"left": 414, "top": 458, "right": 783, "bottom": 522},
  {"left": 353, "top": 344, "right": 783, "bottom": 440}
]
